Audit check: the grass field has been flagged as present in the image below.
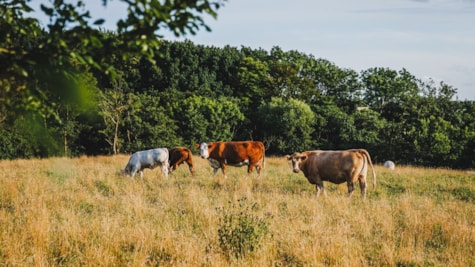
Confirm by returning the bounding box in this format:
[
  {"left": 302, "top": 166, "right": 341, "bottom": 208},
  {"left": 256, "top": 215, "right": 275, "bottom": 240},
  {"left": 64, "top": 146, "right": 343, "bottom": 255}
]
[{"left": 0, "top": 155, "right": 474, "bottom": 266}]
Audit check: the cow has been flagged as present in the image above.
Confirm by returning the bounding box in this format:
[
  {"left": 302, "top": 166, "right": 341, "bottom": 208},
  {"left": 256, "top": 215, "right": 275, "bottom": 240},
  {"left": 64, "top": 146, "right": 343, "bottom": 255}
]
[
  {"left": 123, "top": 148, "right": 169, "bottom": 178},
  {"left": 286, "top": 149, "right": 376, "bottom": 199},
  {"left": 168, "top": 147, "right": 195, "bottom": 175},
  {"left": 384, "top": 160, "right": 396, "bottom": 170},
  {"left": 196, "top": 141, "right": 265, "bottom": 178}
]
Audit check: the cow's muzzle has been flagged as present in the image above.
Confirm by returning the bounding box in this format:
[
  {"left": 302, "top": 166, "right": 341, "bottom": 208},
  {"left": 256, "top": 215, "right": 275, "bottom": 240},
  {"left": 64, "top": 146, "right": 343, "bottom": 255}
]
[{"left": 293, "top": 168, "right": 300, "bottom": 173}]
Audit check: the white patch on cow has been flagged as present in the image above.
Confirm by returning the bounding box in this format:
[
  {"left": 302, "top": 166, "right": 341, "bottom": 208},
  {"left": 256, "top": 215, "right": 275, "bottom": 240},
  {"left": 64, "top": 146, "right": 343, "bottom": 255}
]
[
  {"left": 226, "top": 159, "right": 249, "bottom": 167},
  {"left": 207, "top": 158, "right": 221, "bottom": 169},
  {"left": 199, "top": 142, "right": 209, "bottom": 159}
]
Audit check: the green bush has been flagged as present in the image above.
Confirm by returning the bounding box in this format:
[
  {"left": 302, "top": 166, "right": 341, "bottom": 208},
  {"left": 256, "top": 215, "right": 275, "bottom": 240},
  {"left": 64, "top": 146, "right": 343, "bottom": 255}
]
[{"left": 216, "top": 197, "right": 272, "bottom": 259}]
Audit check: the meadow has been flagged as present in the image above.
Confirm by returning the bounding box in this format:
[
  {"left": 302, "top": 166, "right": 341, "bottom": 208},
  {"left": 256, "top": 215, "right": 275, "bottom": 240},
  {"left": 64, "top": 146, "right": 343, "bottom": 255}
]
[{"left": 0, "top": 155, "right": 474, "bottom": 266}]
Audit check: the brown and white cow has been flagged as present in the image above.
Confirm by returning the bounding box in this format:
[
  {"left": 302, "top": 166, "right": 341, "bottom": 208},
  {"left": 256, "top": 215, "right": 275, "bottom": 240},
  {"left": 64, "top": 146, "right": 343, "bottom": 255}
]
[
  {"left": 286, "top": 149, "right": 376, "bottom": 199},
  {"left": 196, "top": 141, "right": 265, "bottom": 178},
  {"left": 168, "top": 147, "right": 194, "bottom": 175}
]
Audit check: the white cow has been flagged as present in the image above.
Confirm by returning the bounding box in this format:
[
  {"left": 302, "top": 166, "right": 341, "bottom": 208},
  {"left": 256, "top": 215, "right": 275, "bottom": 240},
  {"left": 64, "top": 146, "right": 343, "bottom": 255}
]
[{"left": 123, "top": 148, "right": 169, "bottom": 178}]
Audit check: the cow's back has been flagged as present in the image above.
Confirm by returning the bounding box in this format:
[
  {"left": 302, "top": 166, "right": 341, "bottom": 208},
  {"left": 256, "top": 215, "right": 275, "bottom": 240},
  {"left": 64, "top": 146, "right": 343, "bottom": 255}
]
[
  {"left": 152, "top": 148, "right": 169, "bottom": 163},
  {"left": 169, "top": 147, "right": 194, "bottom": 174},
  {"left": 140, "top": 148, "right": 168, "bottom": 168},
  {"left": 169, "top": 147, "right": 191, "bottom": 164},
  {"left": 214, "top": 141, "right": 264, "bottom": 162}
]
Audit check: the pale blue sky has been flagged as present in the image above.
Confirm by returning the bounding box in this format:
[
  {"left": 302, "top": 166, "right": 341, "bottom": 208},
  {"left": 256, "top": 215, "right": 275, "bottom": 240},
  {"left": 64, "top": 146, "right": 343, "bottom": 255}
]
[{"left": 32, "top": 0, "right": 475, "bottom": 100}]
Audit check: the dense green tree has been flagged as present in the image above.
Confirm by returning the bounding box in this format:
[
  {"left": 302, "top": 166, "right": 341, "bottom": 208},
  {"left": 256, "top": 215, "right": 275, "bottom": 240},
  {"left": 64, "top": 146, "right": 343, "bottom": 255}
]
[
  {"left": 459, "top": 136, "right": 475, "bottom": 169},
  {"left": 170, "top": 95, "right": 245, "bottom": 147},
  {"left": 256, "top": 97, "right": 315, "bottom": 154},
  {"left": 11, "top": 112, "right": 61, "bottom": 158},
  {"left": 351, "top": 109, "right": 387, "bottom": 148},
  {"left": 361, "top": 67, "right": 420, "bottom": 111},
  {"left": 312, "top": 59, "right": 363, "bottom": 112},
  {"left": 267, "top": 47, "right": 313, "bottom": 100},
  {"left": 234, "top": 56, "right": 271, "bottom": 140},
  {"left": 412, "top": 115, "right": 455, "bottom": 166},
  {"left": 457, "top": 101, "right": 475, "bottom": 168},
  {"left": 313, "top": 104, "right": 355, "bottom": 150},
  {"left": 0, "top": 127, "right": 35, "bottom": 159},
  {"left": 236, "top": 56, "right": 270, "bottom": 107},
  {"left": 122, "top": 93, "right": 182, "bottom": 152},
  {"left": 0, "top": 0, "right": 225, "bottom": 155}
]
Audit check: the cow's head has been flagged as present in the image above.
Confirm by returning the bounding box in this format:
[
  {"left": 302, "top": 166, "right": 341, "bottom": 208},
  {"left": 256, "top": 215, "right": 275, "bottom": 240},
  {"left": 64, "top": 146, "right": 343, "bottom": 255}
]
[
  {"left": 286, "top": 153, "right": 307, "bottom": 173},
  {"left": 121, "top": 168, "right": 131, "bottom": 177},
  {"left": 197, "top": 142, "right": 211, "bottom": 159}
]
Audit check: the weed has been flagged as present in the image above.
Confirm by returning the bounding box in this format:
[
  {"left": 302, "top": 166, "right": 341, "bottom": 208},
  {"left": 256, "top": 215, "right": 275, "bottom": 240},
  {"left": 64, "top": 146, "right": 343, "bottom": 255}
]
[
  {"left": 147, "top": 247, "right": 175, "bottom": 265},
  {"left": 216, "top": 197, "right": 272, "bottom": 259},
  {"left": 450, "top": 187, "right": 475, "bottom": 203},
  {"left": 78, "top": 202, "right": 94, "bottom": 214},
  {"left": 425, "top": 224, "right": 448, "bottom": 251},
  {"left": 94, "top": 180, "right": 113, "bottom": 197}
]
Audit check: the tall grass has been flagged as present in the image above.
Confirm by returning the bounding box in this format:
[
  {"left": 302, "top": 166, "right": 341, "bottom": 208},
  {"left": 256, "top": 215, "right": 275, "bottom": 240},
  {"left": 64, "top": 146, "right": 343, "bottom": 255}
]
[{"left": 0, "top": 155, "right": 474, "bottom": 266}]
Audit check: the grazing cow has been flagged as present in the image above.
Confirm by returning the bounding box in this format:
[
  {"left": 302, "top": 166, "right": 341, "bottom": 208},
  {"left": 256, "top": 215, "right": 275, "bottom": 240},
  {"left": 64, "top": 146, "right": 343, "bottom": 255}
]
[
  {"left": 168, "top": 147, "right": 195, "bottom": 175},
  {"left": 196, "top": 141, "right": 265, "bottom": 178},
  {"left": 123, "top": 148, "right": 169, "bottom": 178},
  {"left": 384, "top": 160, "right": 396, "bottom": 170},
  {"left": 286, "top": 149, "right": 376, "bottom": 199}
]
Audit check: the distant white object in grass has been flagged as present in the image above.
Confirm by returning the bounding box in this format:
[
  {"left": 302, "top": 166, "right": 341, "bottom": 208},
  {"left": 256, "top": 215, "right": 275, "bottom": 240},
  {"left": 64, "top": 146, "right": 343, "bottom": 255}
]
[{"left": 384, "top": 160, "right": 395, "bottom": 170}]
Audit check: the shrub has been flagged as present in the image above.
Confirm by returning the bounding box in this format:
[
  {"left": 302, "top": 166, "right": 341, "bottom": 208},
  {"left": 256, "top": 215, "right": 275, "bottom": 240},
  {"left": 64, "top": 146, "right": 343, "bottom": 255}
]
[{"left": 216, "top": 197, "right": 272, "bottom": 259}]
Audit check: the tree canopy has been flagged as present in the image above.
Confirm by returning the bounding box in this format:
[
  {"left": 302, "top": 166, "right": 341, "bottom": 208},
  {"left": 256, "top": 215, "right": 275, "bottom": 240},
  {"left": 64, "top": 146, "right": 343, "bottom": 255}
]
[
  {"left": 1, "top": 0, "right": 225, "bottom": 120},
  {"left": 1, "top": 0, "right": 474, "bottom": 169}
]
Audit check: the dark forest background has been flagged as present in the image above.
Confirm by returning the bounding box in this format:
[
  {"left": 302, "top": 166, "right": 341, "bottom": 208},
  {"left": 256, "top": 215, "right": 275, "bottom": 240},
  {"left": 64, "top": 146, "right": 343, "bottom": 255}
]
[{"left": 1, "top": 1, "right": 474, "bottom": 169}]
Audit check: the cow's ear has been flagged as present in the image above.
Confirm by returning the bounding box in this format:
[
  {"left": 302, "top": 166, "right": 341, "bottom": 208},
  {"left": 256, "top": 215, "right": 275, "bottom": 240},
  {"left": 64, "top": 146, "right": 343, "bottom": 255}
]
[
  {"left": 285, "top": 155, "right": 291, "bottom": 160},
  {"left": 300, "top": 155, "right": 308, "bottom": 161},
  {"left": 194, "top": 143, "right": 200, "bottom": 148}
]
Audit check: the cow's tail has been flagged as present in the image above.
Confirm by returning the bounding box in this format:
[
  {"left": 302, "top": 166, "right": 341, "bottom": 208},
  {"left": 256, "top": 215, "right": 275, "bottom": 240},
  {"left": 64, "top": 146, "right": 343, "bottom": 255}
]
[{"left": 360, "top": 149, "right": 376, "bottom": 189}]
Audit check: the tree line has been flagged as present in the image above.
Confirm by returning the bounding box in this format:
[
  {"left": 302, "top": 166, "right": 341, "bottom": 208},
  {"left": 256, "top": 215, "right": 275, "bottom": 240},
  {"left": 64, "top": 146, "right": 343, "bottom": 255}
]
[{"left": 1, "top": 1, "right": 474, "bottom": 169}]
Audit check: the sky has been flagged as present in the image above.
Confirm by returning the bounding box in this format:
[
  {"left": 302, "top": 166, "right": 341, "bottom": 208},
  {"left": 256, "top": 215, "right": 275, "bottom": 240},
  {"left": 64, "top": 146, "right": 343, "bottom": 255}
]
[{"left": 32, "top": 0, "right": 475, "bottom": 100}]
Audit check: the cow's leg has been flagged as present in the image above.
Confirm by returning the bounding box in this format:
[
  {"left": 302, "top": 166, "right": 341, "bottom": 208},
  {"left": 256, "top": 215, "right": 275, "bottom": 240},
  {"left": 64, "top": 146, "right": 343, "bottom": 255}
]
[
  {"left": 347, "top": 181, "right": 355, "bottom": 197},
  {"left": 185, "top": 159, "right": 194, "bottom": 175},
  {"left": 253, "top": 160, "right": 262, "bottom": 176},
  {"left": 162, "top": 164, "right": 169, "bottom": 179},
  {"left": 315, "top": 177, "right": 325, "bottom": 197},
  {"left": 222, "top": 170, "right": 227, "bottom": 179},
  {"left": 139, "top": 170, "right": 144, "bottom": 179},
  {"left": 315, "top": 184, "right": 325, "bottom": 197},
  {"left": 358, "top": 174, "right": 367, "bottom": 199},
  {"left": 255, "top": 164, "right": 262, "bottom": 176},
  {"left": 168, "top": 164, "right": 176, "bottom": 174},
  {"left": 247, "top": 164, "right": 253, "bottom": 175},
  {"left": 221, "top": 163, "right": 227, "bottom": 179},
  {"left": 187, "top": 164, "right": 194, "bottom": 176},
  {"left": 213, "top": 168, "right": 219, "bottom": 176},
  {"left": 130, "top": 167, "right": 138, "bottom": 179},
  {"left": 173, "top": 158, "right": 185, "bottom": 172}
]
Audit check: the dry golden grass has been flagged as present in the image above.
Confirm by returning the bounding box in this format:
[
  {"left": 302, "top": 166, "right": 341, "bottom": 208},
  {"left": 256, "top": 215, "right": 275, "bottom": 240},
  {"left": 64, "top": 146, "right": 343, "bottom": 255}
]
[{"left": 0, "top": 155, "right": 474, "bottom": 266}]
